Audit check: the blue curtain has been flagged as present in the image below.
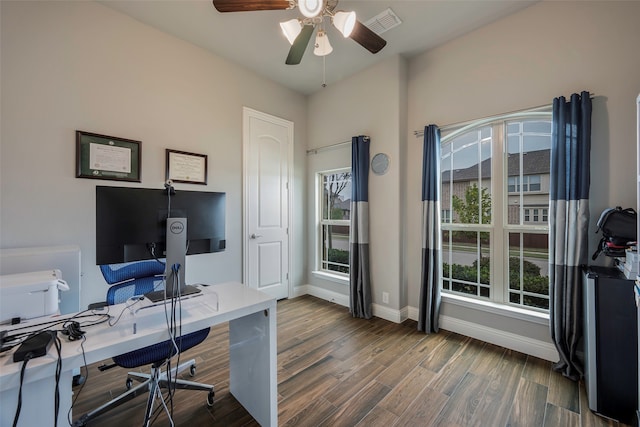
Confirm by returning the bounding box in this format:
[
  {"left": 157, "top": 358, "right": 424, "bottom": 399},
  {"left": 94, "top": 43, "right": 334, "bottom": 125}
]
[
  {"left": 350, "top": 135, "right": 372, "bottom": 319},
  {"left": 418, "top": 125, "right": 442, "bottom": 333},
  {"left": 549, "top": 91, "right": 591, "bottom": 380}
]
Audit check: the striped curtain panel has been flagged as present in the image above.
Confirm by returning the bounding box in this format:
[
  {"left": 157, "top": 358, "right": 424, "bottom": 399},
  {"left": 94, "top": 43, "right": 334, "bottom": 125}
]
[
  {"left": 350, "top": 135, "right": 372, "bottom": 319},
  {"left": 549, "top": 91, "right": 591, "bottom": 380},
  {"left": 418, "top": 125, "right": 442, "bottom": 333}
]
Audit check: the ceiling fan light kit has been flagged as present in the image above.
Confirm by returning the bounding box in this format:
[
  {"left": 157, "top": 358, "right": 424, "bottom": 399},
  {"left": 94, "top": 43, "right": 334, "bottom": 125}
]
[
  {"left": 332, "top": 10, "right": 356, "bottom": 37},
  {"left": 313, "top": 30, "right": 333, "bottom": 56},
  {"left": 280, "top": 18, "right": 302, "bottom": 44}
]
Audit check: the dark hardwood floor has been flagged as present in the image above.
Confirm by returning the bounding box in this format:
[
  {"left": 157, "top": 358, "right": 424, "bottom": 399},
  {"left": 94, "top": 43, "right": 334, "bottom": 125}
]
[{"left": 72, "top": 295, "right": 631, "bottom": 427}]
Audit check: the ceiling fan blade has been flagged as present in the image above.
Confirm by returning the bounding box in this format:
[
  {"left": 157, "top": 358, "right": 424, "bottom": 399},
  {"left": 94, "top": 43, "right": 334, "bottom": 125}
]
[
  {"left": 212, "top": 0, "right": 291, "bottom": 13},
  {"left": 285, "top": 25, "right": 314, "bottom": 65},
  {"left": 350, "top": 20, "right": 387, "bottom": 54}
]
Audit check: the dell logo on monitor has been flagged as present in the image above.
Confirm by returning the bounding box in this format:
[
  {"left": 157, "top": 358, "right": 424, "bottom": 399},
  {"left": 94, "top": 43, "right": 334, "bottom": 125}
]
[{"left": 169, "top": 221, "right": 184, "bottom": 234}]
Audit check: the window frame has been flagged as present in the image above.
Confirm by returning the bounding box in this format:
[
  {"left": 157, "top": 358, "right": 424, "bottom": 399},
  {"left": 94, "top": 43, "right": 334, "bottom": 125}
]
[
  {"left": 317, "top": 168, "right": 351, "bottom": 278},
  {"left": 440, "top": 108, "right": 551, "bottom": 313}
]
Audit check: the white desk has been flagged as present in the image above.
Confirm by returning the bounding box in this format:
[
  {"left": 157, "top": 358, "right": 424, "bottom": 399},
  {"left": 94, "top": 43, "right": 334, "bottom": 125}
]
[{"left": 0, "top": 282, "right": 277, "bottom": 427}]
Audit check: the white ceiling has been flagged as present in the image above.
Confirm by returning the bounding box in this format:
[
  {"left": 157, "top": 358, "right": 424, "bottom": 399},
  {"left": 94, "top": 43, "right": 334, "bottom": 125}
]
[{"left": 99, "top": 0, "right": 537, "bottom": 95}]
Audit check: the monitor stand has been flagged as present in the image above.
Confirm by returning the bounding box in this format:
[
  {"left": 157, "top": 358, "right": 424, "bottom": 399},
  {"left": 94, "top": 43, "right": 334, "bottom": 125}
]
[{"left": 144, "top": 217, "right": 201, "bottom": 303}]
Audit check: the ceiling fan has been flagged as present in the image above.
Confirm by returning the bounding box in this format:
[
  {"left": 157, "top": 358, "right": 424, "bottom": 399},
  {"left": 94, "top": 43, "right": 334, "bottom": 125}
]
[{"left": 211, "top": 0, "right": 387, "bottom": 65}]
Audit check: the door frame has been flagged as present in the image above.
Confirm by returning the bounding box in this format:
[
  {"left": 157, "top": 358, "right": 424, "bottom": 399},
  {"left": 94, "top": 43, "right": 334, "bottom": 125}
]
[{"left": 242, "top": 107, "right": 294, "bottom": 298}]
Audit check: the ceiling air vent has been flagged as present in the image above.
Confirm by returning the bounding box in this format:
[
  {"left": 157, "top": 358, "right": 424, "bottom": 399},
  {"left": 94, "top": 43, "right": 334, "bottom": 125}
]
[{"left": 363, "top": 8, "right": 402, "bottom": 35}]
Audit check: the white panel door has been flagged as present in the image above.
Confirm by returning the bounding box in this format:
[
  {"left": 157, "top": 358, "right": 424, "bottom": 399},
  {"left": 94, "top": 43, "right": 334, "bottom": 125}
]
[{"left": 243, "top": 108, "right": 292, "bottom": 299}]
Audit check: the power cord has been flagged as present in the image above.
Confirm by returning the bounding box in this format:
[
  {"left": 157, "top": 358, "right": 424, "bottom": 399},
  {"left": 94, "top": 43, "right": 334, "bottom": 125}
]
[
  {"left": 53, "top": 333, "right": 62, "bottom": 427},
  {"left": 11, "top": 330, "right": 62, "bottom": 427},
  {"left": 12, "top": 353, "right": 32, "bottom": 427},
  {"left": 67, "top": 336, "right": 88, "bottom": 426},
  {"left": 61, "top": 321, "right": 85, "bottom": 341}
]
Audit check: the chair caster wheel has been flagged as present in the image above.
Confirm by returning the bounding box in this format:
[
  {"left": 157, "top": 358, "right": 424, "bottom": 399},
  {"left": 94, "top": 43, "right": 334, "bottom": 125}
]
[
  {"left": 126, "top": 378, "right": 133, "bottom": 390},
  {"left": 189, "top": 364, "right": 196, "bottom": 377},
  {"left": 206, "top": 390, "right": 215, "bottom": 407}
]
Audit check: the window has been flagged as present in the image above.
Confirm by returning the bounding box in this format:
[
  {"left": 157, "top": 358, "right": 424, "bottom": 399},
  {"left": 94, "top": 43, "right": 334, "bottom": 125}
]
[
  {"left": 508, "top": 175, "right": 541, "bottom": 193},
  {"left": 319, "top": 170, "right": 351, "bottom": 275},
  {"left": 442, "top": 209, "right": 452, "bottom": 224},
  {"left": 440, "top": 113, "right": 551, "bottom": 311}
]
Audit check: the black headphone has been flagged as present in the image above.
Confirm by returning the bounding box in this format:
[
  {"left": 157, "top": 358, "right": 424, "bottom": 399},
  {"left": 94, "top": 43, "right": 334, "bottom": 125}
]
[{"left": 62, "top": 321, "right": 85, "bottom": 341}]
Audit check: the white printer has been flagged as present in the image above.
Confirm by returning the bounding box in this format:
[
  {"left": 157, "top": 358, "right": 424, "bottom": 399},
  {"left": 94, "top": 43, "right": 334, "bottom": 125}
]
[{"left": 0, "top": 269, "right": 69, "bottom": 323}]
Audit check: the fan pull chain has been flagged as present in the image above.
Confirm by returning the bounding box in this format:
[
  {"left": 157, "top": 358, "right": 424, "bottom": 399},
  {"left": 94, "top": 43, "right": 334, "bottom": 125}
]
[{"left": 322, "top": 55, "right": 327, "bottom": 88}]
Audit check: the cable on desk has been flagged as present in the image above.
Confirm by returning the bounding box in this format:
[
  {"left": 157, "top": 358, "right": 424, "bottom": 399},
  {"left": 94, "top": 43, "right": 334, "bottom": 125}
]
[
  {"left": 108, "top": 298, "right": 143, "bottom": 327},
  {"left": 53, "top": 332, "right": 62, "bottom": 427},
  {"left": 2, "top": 312, "right": 111, "bottom": 350},
  {"left": 12, "top": 353, "right": 33, "bottom": 427},
  {"left": 67, "top": 336, "right": 88, "bottom": 426}
]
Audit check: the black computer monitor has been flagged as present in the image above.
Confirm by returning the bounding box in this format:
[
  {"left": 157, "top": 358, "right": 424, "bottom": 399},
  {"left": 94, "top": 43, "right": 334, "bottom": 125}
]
[{"left": 95, "top": 186, "right": 226, "bottom": 265}]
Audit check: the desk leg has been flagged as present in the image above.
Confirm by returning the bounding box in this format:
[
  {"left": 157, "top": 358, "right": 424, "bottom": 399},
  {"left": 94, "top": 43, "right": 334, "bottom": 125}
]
[
  {"left": 0, "top": 369, "right": 73, "bottom": 427},
  {"left": 229, "top": 304, "right": 277, "bottom": 427}
]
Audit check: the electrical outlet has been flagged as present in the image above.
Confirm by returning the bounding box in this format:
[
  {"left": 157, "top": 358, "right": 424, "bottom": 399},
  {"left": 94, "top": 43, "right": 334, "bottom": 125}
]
[{"left": 382, "top": 292, "right": 389, "bottom": 304}]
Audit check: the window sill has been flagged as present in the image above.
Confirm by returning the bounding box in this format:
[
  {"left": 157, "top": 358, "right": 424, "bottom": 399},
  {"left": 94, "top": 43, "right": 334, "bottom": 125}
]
[
  {"left": 312, "top": 270, "right": 349, "bottom": 285},
  {"left": 441, "top": 293, "right": 549, "bottom": 326}
]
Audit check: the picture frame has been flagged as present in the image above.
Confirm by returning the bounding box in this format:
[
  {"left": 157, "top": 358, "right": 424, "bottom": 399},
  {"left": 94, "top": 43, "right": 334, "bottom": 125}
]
[
  {"left": 76, "top": 130, "right": 141, "bottom": 182},
  {"left": 166, "top": 149, "right": 208, "bottom": 185}
]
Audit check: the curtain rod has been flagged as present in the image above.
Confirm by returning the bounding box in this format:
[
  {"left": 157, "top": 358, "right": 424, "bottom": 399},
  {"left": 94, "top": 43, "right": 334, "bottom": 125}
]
[
  {"left": 306, "top": 136, "right": 369, "bottom": 155},
  {"left": 412, "top": 92, "right": 596, "bottom": 138}
]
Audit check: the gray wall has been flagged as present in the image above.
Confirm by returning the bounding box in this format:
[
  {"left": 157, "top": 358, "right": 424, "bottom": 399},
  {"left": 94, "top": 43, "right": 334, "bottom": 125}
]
[
  {"left": 305, "top": 56, "right": 408, "bottom": 320},
  {"left": 0, "top": 1, "right": 308, "bottom": 308}
]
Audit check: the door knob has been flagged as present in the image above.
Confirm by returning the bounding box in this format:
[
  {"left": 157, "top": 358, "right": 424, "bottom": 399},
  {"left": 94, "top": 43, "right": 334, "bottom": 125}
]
[{"left": 250, "top": 233, "right": 262, "bottom": 239}]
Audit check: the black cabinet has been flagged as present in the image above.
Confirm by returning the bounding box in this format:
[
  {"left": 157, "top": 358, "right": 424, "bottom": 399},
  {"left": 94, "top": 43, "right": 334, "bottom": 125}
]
[{"left": 583, "top": 266, "right": 638, "bottom": 424}]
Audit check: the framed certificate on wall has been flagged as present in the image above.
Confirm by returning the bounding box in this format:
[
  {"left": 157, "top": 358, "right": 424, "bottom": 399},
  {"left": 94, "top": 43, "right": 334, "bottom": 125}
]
[
  {"left": 166, "top": 149, "right": 208, "bottom": 185},
  {"left": 76, "top": 130, "right": 141, "bottom": 182}
]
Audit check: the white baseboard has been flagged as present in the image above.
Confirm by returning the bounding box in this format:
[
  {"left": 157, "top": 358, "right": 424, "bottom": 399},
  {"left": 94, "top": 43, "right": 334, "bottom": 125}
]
[
  {"left": 293, "top": 284, "right": 350, "bottom": 307},
  {"left": 407, "top": 306, "right": 558, "bottom": 362},
  {"left": 294, "top": 284, "right": 406, "bottom": 323},
  {"left": 295, "top": 285, "right": 558, "bottom": 362}
]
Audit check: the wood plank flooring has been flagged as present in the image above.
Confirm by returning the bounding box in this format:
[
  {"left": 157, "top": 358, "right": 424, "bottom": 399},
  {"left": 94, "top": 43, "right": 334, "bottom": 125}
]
[{"left": 72, "top": 295, "right": 632, "bottom": 427}]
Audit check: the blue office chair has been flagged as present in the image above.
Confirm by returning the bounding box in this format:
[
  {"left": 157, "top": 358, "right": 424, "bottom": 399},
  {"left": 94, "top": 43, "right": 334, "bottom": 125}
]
[{"left": 72, "top": 260, "right": 214, "bottom": 427}]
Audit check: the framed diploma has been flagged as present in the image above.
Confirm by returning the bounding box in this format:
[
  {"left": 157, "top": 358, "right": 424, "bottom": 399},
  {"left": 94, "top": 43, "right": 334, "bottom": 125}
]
[
  {"left": 166, "top": 149, "right": 208, "bottom": 185},
  {"left": 76, "top": 131, "right": 141, "bottom": 182}
]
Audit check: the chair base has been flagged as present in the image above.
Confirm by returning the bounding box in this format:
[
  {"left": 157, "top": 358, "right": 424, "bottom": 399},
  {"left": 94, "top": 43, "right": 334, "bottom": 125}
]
[{"left": 72, "top": 358, "right": 214, "bottom": 427}]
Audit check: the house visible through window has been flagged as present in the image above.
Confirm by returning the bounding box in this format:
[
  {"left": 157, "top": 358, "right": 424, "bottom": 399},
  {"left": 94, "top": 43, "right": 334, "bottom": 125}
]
[
  {"left": 319, "top": 170, "right": 351, "bottom": 275},
  {"left": 440, "top": 112, "right": 551, "bottom": 311}
]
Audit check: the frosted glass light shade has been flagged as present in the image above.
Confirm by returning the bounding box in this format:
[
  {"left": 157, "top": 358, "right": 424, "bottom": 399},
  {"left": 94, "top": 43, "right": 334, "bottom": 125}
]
[
  {"left": 332, "top": 11, "right": 356, "bottom": 37},
  {"left": 280, "top": 19, "right": 302, "bottom": 45},
  {"left": 313, "top": 30, "right": 332, "bottom": 56},
  {"left": 298, "top": 0, "right": 323, "bottom": 18}
]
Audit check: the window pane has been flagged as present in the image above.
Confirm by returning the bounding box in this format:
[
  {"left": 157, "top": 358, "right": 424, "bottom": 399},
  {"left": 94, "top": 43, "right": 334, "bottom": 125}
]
[
  {"left": 523, "top": 121, "right": 551, "bottom": 134},
  {"left": 322, "top": 172, "right": 351, "bottom": 220},
  {"left": 507, "top": 134, "right": 521, "bottom": 155},
  {"left": 442, "top": 230, "right": 451, "bottom": 279},
  {"left": 441, "top": 231, "right": 490, "bottom": 299},
  {"left": 442, "top": 127, "right": 492, "bottom": 226},
  {"left": 321, "top": 224, "right": 350, "bottom": 274},
  {"left": 508, "top": 232, "right": 549, "bottom": 310},
  {"left": 524, "top": 135, "right": 551, "bottom": 153},
  {"left": 507, "top": 119, "right": 551, "bottom": 226},
  {"left": 507, "top": 122, "right": 520, "bottom": 134}
]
